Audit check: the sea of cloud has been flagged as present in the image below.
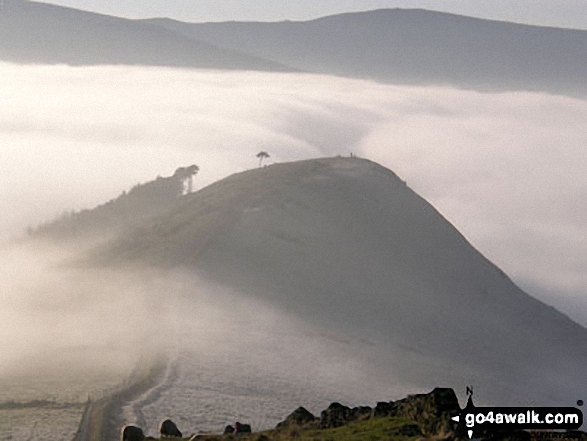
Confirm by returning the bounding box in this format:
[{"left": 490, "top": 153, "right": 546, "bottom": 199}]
[{"left": 1, "top": 62, "right": 585, "bottom": 326}]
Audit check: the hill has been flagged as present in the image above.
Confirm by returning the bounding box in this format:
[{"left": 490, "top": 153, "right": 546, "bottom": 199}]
[
  {"left": 147, "top": 9, "right": 587, "bottom": 96},
  {"left": 3, "top": 2, "right": 585, "bottom": 96},
  {"left": 91, "top": 158, "right": 586, "bottom": 407},
  {"left": 0, "top": 0, "right": 289, "bottom": 71},
  {"left": 30, "top": 167, "right": 195, "bottom": 241}
]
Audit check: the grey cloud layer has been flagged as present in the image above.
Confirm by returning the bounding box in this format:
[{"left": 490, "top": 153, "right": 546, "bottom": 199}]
[{"left": 1, "top": 62, "right": 585, "bottom": 325}]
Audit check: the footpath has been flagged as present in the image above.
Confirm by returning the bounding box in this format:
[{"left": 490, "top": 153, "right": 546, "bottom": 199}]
[{"left": 72, "top": 357, "right": 168, "bottom": 441}]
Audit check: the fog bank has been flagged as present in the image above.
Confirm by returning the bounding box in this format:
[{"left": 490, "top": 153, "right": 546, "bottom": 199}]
[
  {"left": 0, "top": 62, "right": 585, "bottom": 325},
  {"left": 0, "top": 243, "right": 169, "bottom": 377}
]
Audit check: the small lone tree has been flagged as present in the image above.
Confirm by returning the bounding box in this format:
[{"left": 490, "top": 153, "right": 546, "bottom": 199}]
[
  {"left": 174, "top": 164, "right": 199, "bottom": 194},
  {"left": 256, "top": 151, "right": 270, "bottom": 167},
  {"left": 185, "top": 164, "right": 199, "bottom": 193}
]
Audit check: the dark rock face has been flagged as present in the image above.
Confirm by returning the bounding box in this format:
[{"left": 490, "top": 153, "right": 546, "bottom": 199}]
[
  {"left": 372, "top": 401, "right": 394, "bottom": 418},
  {"left": 315, "top": 389, "right": 458, "bottom": 435},
  {"left": 282, "top": 403, "right": 371, "bottom": 431},
  {"left": 223, "top": 425, "right": 235, "bottom": 435},
  {"left": 350, "top": 406, "right": 372, "bottom": 421},
  {"left": 159, "top": 419, "right": 182, "bottom": 438},
  {"left": 319, "top": 402, "right": 354, "bottom": 429},
  {"left": 276, "top": 406, "right": 317, "bottom": 429},
  {"left": 234, "top": 422, "right": 251, "bottom": 433},
  {"left": 120, "top": 425, "right": 145, "bottom": 441},
  {"left": 390, "top": 387, "right": 460, "bottom": 437}
]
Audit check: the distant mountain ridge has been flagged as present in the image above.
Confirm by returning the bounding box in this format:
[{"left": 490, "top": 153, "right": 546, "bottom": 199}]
[
  {"left": 0, "top": 0, "right": 290, "bottom": 71},
  {"left": 147, "top": 8, "right": 587, "bottom": 96},
  {"left": 75, "top": 157, "right": 587, "bottom": 408},
  {"left": 2, "top": 2, "right": 586, "bottom": 96}
]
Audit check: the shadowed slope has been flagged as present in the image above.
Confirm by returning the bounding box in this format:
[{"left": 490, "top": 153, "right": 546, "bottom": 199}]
[
  {"left": 149, "top": 9, "right": 587, "bottom": 96},
  {"left": 30, "top": 172, "right": 185, "bottom": 242},
  {"left": 100, "top": 158, "right": 586, "bottom": 406},
  {"left": 0, "top": 0, "right": 290, "bottom": 71}
]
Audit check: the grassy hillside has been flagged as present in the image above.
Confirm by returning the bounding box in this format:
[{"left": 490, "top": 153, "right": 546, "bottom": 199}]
[{"left": 94, "top": 158, "right": 587, "bottom": 409}]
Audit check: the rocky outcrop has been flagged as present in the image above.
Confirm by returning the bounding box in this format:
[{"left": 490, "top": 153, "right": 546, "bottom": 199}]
[
  {"left": 234, "top": 422, "right": 251, "bottom": 434},
  {"left": 372, "top": 401, "right": 394, "bottom": 418},
  {"left": 223, "top": 425, "right": 235, "bottom": 435},
  {"left": 388, "top": 387, "right": 460, "bottom": 437},
  {"left": 275, "top": 407, "right": 317, "bottom": 429},
  {"left": 350, "top": 405, "right": 372, "bottom": 421},
  {"left": 319, "top": 402, "right": 354, "bottom": 429},
  {"left": 315, "top": 388, "right": 458, "bottom": 434},
  {"left": 121, "top": 388, "right": 587, "bottom": 441},
  {"left": 120, "top": 425, "right": 145, "bottom": 441},
  {"left": 159, "top": 419, "right": 182, "bottom": 438}
]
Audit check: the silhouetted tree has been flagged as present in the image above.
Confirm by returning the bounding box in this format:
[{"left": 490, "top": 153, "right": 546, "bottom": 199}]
[
  {"left": 174, "top": 164, "right": 199, "bottom": 194},
  {"left": 256, "top": 151, "right": 270, "bottom": 167},
  {"left": 185, "top": 164, "right": 199, "bottom": 193},
  {"left": 173, "top": 166, "right": 187, "bottom": 178}
]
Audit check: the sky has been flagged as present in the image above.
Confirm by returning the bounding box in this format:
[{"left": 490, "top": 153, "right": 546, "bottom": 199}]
[
  {"left": 1, "top": 62, "right": 586, "bottom": 328},
  {"left": 29, "top": 0, "right": 587, "bottom": 30}
]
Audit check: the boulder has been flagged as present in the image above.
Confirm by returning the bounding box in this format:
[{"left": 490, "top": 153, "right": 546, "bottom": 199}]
[
  {"left": 319, "top": 402, "right": 353, "bottom": 429},
  {"left": 159, "top": 419, "right": 182, "bottom": 438},
  {"left": 372, "top": 401, "right": 394, "bottom": 418},
  {"left": 120, "top": 425, "right": 145, "bottom": 441},
  {"left": 389, "top": 387, "right": 460, "bottom": 437},
  {"left": 276, "top": 406, "right": 317, "bottom": 429},
  {"left": 223, "top": 425, "right": 235, "bottom": 435},
  {"left": 350, "top": 406, "right": 372, "bottom": 421},
  {"left": 234, "top": 422, "right": 251, "bottom": 434}
]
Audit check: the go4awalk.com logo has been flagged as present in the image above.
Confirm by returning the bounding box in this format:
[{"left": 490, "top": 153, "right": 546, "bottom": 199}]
[{"left": 452, "top": 387, "right": 584, "bottom": 439}]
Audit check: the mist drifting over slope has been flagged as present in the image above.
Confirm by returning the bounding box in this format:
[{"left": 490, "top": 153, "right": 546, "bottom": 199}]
[
  {"left": 0, "top": 242, "right": 170, "bottom": 377},
  {"left": 1, "top": 62, "right": 585, "bottom": 327},
  {"left": 97, "top": 157, "right": 587, "bottom": 410}
]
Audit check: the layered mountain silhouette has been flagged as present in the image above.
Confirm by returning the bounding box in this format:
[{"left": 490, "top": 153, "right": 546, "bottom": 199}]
[
  {"left": 0, "top": 0, "right": 289, "bottom": 70},
  {"left": 149, "top": 9, "right": 587, "bottom": 96},
  {"left": 58, "top": 157, "right": 586, "bottom": 407},
  {"left": 2, "top": 0, "right": 586, "bottom": 96}
]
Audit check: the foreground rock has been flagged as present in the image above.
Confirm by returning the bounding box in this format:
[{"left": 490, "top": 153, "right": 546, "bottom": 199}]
[
  {"left": 319, "top": 402, "right": 353, "bottom": 429},
  {"left": 388, "top": 387, "right": 460, "bottom": 437},
  {"left": 133, "top": 387, "right": 587, "bottom": 440},
  {"left": 234, "top": 422, "right": 252, "bottom": 434},
  {"left": 315, "top": 403, "right": 373, "bottom": 429},
  {"left": 159, "top": 419, "right": 182, "bottom": 438},
  {"left": 120, "top": 424, "right": 145, "bottom": 441},
  {"left": 275, "top": 407, "right": 317, "bottom": 429},
  {"left": 222, "top": 425, "right": 235, "bottom": 435}
]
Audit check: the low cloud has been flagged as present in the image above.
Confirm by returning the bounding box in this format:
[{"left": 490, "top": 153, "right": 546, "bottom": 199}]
[
  {"left": 0, "top": 243, "right": 164, "bottom": 377},
  {"left": 358, "top": 89, "right": 587, "bottom": 324},
  {"left": 0, "top": 62, "right": 585, "bottom": 325}
]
